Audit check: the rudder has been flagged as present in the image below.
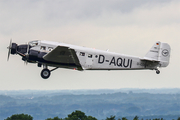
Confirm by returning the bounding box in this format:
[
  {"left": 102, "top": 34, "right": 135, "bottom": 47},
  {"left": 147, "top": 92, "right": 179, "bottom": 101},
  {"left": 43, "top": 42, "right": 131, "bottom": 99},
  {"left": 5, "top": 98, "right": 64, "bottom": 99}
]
[{"left": 158, "top": 42, "right": 171, "bottom": 67}]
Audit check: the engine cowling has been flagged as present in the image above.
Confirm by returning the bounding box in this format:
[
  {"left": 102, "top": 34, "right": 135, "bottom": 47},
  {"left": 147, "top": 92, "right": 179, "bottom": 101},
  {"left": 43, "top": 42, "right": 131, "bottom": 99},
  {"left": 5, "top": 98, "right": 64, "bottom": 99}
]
[{"left": 11, "top": 43, "right": 17, "bottom": 54}]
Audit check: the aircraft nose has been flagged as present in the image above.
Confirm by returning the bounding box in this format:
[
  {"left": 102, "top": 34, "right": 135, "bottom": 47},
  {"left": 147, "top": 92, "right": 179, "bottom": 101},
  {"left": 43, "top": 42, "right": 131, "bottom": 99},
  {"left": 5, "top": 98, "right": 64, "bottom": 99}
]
[
  {"left": 11, "top": 43, "right": 18, "bottom": 54},
  {"left": 7, "top": 39, "right": 19, "bottom": 61}
]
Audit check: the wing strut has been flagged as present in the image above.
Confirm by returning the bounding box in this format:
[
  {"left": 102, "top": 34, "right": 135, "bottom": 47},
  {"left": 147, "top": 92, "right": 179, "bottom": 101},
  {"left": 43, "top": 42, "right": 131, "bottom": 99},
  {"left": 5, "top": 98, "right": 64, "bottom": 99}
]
[{"left": 50, "top": 67, "right": 59, "bottom": 72}]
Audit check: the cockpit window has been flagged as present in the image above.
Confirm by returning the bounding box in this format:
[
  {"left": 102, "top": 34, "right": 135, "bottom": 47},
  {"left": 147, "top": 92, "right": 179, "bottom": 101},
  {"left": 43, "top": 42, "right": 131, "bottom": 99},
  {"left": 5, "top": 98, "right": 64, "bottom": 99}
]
[
  {"left": 29, "top": 41, "right": 39, "bottom": 47},
  {"left": 41, "top": 46, "right": 46, "bottom": 50}
]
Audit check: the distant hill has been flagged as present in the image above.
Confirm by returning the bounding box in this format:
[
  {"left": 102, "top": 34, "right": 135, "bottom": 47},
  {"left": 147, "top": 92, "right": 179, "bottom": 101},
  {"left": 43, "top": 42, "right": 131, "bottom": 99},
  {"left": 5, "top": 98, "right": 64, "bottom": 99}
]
[
  {"left": 0, "top": 89, "right": 180, "bottom": 120},
  {"left": 1, "top": 88, "right": 180, "bottom": 96}
]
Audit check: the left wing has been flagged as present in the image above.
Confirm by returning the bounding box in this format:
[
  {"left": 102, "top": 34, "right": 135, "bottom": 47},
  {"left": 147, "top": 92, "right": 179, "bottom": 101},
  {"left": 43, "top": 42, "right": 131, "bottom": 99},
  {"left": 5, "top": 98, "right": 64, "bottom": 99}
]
[{"left": 43, "top": 46, "right": 82, "bottom": 69}]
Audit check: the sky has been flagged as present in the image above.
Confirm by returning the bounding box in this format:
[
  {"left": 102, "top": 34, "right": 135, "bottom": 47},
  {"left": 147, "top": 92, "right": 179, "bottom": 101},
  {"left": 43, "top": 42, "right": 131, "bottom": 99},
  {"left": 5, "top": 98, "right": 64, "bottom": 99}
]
[{"left": 0, "top": 0, "right": 180, "bottom": 90}]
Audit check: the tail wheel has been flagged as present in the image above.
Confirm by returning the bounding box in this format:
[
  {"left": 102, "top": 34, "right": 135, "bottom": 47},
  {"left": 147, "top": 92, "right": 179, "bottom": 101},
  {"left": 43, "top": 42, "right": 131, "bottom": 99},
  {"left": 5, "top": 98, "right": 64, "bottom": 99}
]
[
  {"left": 41, "top": 69, "right": 51, "bottom": 79},
  {"left": 156, "top": 70, "right": 160, "bottom": 74}
]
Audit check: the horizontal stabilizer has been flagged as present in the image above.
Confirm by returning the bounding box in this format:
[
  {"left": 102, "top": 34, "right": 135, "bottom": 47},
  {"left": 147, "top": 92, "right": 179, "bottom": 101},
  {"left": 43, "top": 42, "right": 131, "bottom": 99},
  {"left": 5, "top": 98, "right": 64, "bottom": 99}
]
[{"left": 141, "top": 58, "right": 160, "bottom": 62}]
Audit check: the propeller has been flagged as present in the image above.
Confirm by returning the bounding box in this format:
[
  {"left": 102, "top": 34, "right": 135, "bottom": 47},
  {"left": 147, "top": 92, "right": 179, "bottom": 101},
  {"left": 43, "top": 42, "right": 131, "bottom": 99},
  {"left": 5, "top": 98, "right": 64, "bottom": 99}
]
[
  {"left": 7, "top": 39, "right": 12, "bottom": 61},
  {"left": 7, "top": 39, "right": 29, "bottom": 64},
  {"left": 24, "top": 42, "right": 30, "bottom": 65}
]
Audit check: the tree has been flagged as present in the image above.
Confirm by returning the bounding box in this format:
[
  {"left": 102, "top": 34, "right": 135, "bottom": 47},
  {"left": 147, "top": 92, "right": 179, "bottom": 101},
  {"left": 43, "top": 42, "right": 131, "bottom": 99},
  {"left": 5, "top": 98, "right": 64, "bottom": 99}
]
[
  {"left": 5, "top": 114, "right": 33, "bottom": 120},
  {"left": 133, "top": 116, "right": 139, "bottom": 120},
  {"left": 65, "top": 110, "right": 87, "bottom": 120},
  {"left": 46, "top": 116, "right": 63, "bottom": 120},
  {"left": 86, "top": 116, "right": 97, "bottom": 120},
  {"left": 106, "top": 115, "right": 116, "bottom": 120},
  {"left": 65, "top": 110, "right": 97, "bottom": 120},
  {"left": 177, "top": 117, "right": 180, "bottom": 120},
  {"left": 122, "top": 117, "right": 128, "bottom": 120}
]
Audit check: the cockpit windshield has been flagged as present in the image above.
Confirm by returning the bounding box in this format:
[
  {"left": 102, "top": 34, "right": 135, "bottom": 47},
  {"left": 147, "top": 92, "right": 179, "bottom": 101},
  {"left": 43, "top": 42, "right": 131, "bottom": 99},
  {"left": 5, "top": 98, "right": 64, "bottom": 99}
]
[{"left": 29, "top": 40, "right": 39, "bottom": 47}]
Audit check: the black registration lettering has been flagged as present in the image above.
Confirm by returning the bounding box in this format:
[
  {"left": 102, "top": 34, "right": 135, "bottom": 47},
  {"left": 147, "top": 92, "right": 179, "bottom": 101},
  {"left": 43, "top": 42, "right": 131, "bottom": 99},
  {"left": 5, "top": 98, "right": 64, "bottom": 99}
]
[
  {"left": 109, "top": 57, "right": 116, "bottom": 66},
  {"left": 123, "top": 59, "right": 130, "bottom": 68},
  {"left": 98, "top": 55, "right": 133, "bottom": 68},
  {"left": 98, "top": 55, "right": 105, "bottom": 64},
  {"left": 117, "top": 58, "right": 123, "bottom": 67}
]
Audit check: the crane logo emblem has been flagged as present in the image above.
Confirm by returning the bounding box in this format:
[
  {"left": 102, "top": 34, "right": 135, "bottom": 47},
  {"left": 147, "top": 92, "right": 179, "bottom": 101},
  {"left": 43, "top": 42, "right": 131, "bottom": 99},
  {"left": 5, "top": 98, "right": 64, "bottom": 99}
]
[{"left": 162, "top": 49, "right": 169, "bottom": 57}]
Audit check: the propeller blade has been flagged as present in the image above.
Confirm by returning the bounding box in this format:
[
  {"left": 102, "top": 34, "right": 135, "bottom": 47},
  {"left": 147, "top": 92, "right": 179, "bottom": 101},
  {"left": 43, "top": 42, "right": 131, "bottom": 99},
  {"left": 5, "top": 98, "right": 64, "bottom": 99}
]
[
  {"left": 23, "top": 42, "right": 29, "bottom": 65},
  {"left": 25, "top": 59, "right": 28, "bottom": 65},
  {"left": 7, "top": 39, "right": 12, "bottom": 61},
  {"left": 24, "top": 60, "right": 28, "bottom": 65},
  {"left": 26, "top": 42, "right": 29, "bottom": 55}
]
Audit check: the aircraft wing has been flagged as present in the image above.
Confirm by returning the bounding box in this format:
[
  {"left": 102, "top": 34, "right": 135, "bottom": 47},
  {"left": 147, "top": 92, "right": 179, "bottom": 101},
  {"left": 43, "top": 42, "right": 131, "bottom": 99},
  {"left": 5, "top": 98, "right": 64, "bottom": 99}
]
[{"left": 43, "top": 46, "right": 82, "bottom": 69}]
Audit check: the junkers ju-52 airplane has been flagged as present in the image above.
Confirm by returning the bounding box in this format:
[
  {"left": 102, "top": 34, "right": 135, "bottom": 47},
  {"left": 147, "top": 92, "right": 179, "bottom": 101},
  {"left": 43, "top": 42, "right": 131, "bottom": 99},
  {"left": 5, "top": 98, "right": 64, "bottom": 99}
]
[{"left": 7, "top": 40, "right": 171, "bottom": 79}]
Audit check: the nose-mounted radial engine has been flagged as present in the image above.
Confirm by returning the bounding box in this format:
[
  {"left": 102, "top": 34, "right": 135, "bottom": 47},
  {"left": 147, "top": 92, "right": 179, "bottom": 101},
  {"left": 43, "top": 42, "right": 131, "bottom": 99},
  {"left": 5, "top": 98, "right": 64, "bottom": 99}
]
[
  {"left": 7, "top": 40, "right": 54, "bottom": 79},
  {"left": 7, "top": 39, "right": 33, "bottom": 64},
  {"left": 7, "top": 39, "right": 46, "bottom": 65}
]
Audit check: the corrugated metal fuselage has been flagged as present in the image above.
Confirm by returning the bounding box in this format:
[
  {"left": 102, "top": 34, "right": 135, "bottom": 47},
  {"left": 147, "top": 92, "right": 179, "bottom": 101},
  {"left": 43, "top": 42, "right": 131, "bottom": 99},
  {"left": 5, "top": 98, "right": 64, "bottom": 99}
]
[{"left": 31, "top": 40, "right": 159, "bottom": 70}]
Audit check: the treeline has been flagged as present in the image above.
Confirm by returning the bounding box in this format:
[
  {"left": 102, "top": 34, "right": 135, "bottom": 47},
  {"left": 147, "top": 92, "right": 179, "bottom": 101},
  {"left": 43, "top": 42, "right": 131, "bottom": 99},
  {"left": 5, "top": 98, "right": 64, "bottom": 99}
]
[{"left": 5, "top": 111, "right": 180, "bottom": 120}]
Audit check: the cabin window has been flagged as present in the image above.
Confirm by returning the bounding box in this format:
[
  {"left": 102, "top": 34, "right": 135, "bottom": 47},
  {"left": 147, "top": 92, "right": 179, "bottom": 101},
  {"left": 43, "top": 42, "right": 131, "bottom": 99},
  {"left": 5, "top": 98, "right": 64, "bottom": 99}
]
[
  {"left": 41, "top": 46, "right": 46, "bottom": 50},
  {"left": 88, "top": 54, "right": 92, "bottom": 58},
  {"left": 32, "top": 43, "right": 38, "bottom": 46},
  {"left": 80, "top": 52, "right": 85, "bottom": 56},
  {"left": 48, "top": 47, "right": 53, "bottom": 51}
]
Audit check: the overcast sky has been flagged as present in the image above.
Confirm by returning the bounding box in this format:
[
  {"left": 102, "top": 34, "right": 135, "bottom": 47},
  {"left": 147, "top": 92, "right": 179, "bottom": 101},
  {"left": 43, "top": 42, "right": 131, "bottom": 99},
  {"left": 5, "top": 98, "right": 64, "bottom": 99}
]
[{"left": 0, "top": 0, "right": 180, "bottom": 90}]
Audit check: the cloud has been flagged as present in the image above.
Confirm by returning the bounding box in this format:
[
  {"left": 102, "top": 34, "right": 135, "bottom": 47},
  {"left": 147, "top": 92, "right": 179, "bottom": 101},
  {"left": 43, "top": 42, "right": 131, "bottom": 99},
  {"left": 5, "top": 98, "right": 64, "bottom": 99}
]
[{"left": 0, "top": 0, "right": 176, "bottom": 34}]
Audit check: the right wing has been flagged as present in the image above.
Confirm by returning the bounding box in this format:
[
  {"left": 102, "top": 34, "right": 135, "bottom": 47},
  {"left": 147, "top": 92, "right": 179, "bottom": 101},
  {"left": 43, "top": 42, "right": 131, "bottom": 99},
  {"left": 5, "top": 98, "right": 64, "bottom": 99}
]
[{"left": 43, "top": 46, "right": 83, "bottom": 70}]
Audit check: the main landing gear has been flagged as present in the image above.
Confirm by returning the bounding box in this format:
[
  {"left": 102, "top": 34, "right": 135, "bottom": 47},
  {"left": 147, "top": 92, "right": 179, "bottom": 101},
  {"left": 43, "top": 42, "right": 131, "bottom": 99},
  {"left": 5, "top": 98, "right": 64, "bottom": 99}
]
[
  {"left": 155, "top": 69, "right": 160, "bottom": 74},
  {"left": 40, "top": 64, "right": 59, "bottom": 79},
  {"left": 41, "top": 69, "right": 51, "bottom": 79}
]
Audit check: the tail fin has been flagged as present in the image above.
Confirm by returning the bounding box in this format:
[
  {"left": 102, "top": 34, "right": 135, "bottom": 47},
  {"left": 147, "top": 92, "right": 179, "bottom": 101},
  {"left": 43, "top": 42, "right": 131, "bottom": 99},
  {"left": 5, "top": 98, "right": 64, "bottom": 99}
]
[{"left": 143, "top": 41, "right": 171, "bottom": 67}]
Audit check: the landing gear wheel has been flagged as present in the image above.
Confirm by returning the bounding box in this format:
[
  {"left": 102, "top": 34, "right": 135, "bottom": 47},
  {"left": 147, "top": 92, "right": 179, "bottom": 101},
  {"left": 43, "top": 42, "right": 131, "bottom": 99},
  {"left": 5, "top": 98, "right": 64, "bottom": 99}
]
[
  {"left": 156, "top": 70, "right": 160, "bottom": 74},
  {"left": 41, "top": 69, "right": 51, "bottom": 79}
]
